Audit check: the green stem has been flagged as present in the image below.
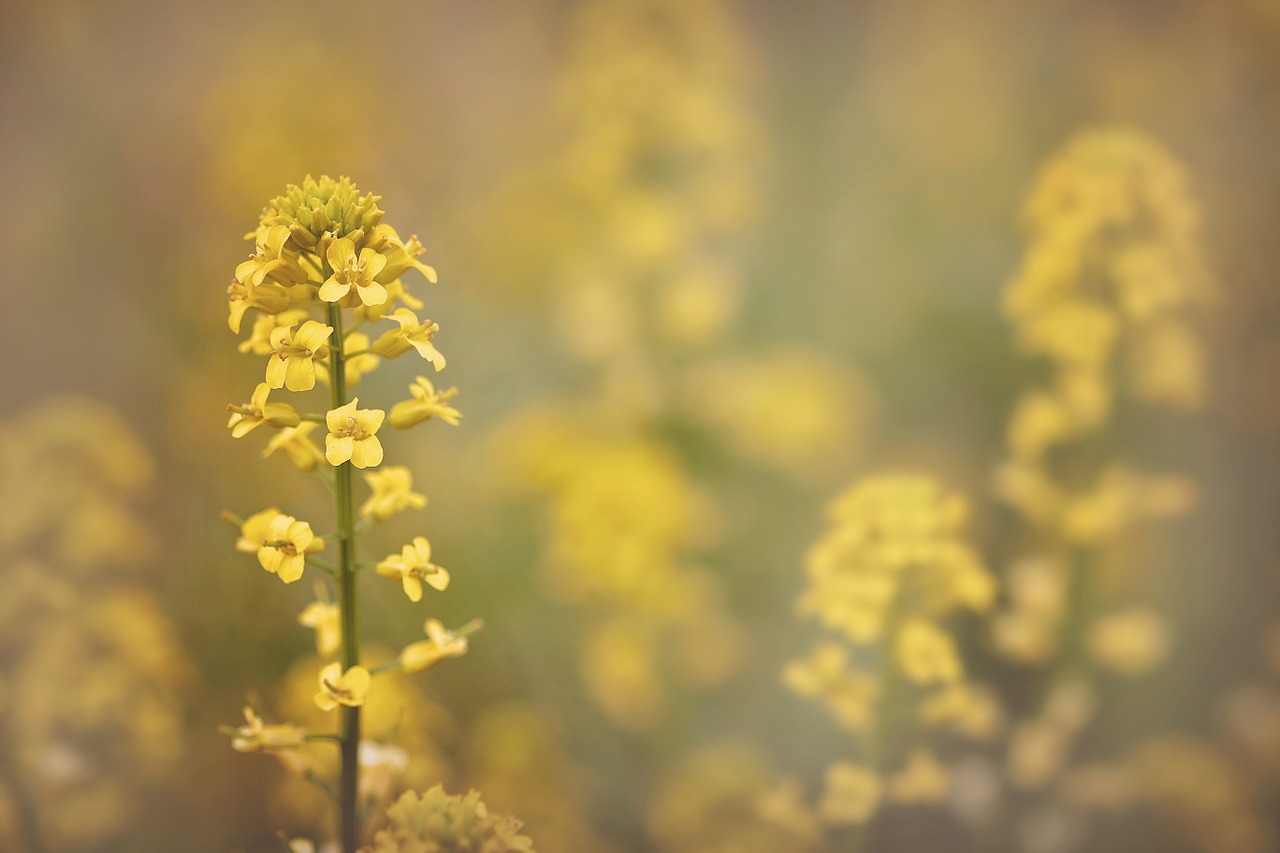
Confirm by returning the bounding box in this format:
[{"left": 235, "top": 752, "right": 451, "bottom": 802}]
[{"left": 328, "top": 302, "right": 362, "bottom": 853}]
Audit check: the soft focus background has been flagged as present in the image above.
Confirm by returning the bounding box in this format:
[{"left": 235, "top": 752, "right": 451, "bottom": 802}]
[{"left": 2, "top": 0, "right": 1280, "bottom": 850}]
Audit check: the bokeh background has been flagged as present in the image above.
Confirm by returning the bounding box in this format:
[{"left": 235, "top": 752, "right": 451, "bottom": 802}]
[{"left": 3, "top": 0, "right": 1280, "bottom": 850}]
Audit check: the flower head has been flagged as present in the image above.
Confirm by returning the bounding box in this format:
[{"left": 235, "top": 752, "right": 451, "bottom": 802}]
[
  {"left": 389, "top": 376, "right": 461, "bottom": 429},
  {"left": 319, "top": 237, "right": 389, "bottom": 307},
  {"left": 227, "top": 383, "right": 300, "bottom": 438},
  {"left": 325, "top": 398, "right": 385, "bottom": 468},
  {"left": 377, "top": 536, "right": 449, "bottom": 602},
  {"left": 360, "top": 466, "right": 427, "bottom": 522},
  {"left": 229, "top": 706, "right": 306, "bottom": 753},
  {"left": 314, "top": 662, "right": 371, "bottom": 711},
  {"left": 371, "top": 308, "right": 446, "bottom": 370},
  {"left": 266, "top": 321, "right": 333, "bottom": 392},
  {"left": 256, "top": 513, "right": 324, "bottom": 583}
]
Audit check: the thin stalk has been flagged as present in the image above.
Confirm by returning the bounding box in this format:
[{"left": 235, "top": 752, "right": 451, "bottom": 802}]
[{"left": 327, "top": 302, "right": 362, "bottom": 853}]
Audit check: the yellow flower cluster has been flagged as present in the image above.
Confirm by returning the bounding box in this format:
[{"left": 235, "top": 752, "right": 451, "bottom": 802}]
[
  {"left": 0, "top": 400, "right": 188, "bottom": 851},
  {"left": 783, "top": 475, "right": 1001, "bottom": 830},
  {"left": 362, "top": 786, "right": 537, "bottom": 853}
]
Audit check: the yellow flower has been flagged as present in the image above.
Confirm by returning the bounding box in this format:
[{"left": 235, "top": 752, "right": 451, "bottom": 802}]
[
  {"left": 226, "top": 383, "right": 300, "bottom": 438},
  {"left": 257, "top": 513, "right": 323, "bottom": 583},
  {"left": 374, "top": 225, "right": 438, "bottom": 284},
  {"left": 319, "top": 237, "right": 390, "bottom": 307},
  {"left": 1087, "top": 608, "right": 1171, "bottom": 674},
  {"left": 389, "top": 376, "right": 461, "bottom": 429},
  {"left": 229, "top": 706, "right": 306, "bottom": 753},
  {"left": 819, "top": 762, "right": 881, "bottom": 825},
  {"left": 235, "top": 507, "right": 281, "bottom": 553},
  {"left": 235, "top": 224, "right": 303, "bottom": 287},
  {"left": 314, "top": 662, "right": 371, "bottom": 711},
  {"left": 262, "top": 421, "right": 326, "bottom": 471},
  {"left": 895, "top": 618, "right": 963, "bottom": 685},
  {"left": 298, "top": 601, "right": 341, "bottom": 658},
  {"left": 266, "top": 321, "right": 333, "bottom": 392},
  {"left": 227, "top": 278, "right": 291, "bottom": 333},
  {"left": 371, "top": 308, "right": 446, "bottom": 370},
  {"left": 325, "top": 398, "right": 385, "bottom": 468},
  {"left": 888, "top": 749, "right": 950, "bottom": 805},
  {"left": 399, "top": 619, "right": 469, "bottom": 674},
  {"left": 376, "top": 536, "right": 449, "bottom": 602},
  {"left": 360, "top": 466, "right": 427, "bottom": 522},
  {"left": 238, "top": 308, "right": 310, "bottom": 355},
  {"left": 317, "top": 332, "right": 380, "bottom": 388}
]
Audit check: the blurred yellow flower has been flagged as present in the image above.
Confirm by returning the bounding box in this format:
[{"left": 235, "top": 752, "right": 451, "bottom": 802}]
[
  {"left": 314, "top": 663, "right": 371, "bottom": 711},
  {"left": 230, "top": 707, "right": 306, "bottom": 753},
  {"left": 895, "top": 618, "right": 963, "bottom": 685},
  {"left": 360, "top": 466, "right": 427, "bottom": 522},
  {"left": 388, "top": 376, "right": 462, "bottom": 429},
  {"left": 325, "top": 398, "right": 385, "bottom": 469},
  {"left": 262, "top": 422, "right": 326, "bottom": 471},
  {"left": 888, "top": 749, "right": 950, "bottom": 805},
  {"left": 298, "top": 601, "right": 341, "bottom": 659},
  {"left": 819, "top": 762, "right": 881, "bottom": 825},
  {"left": 1087, "top": 608, "right": 1171, "bottom": 675},
  {"left": 400, "top": 619, "right": 469, "bottom": 674},
  {"left": 376, "top": 536, "right": 449, "bottom": 602}
]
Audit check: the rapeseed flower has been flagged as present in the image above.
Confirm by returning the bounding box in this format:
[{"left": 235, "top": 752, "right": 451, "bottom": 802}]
[
  {"left": 371, "top": 308, "right": 446, "bottom": 369},
  {"left": 388, "top": 376, "right": 461, "bottom": 429},
  {"left": 227, "top": 383, "right": 300, "bottom": 438},
  {"left": 314, "top": 663, "right": 371, "bottom": 711},
  {"left": 319, "top": 237, "right": 389, "bottom": 307},
  {"left": 256, "top": 513, "right": 323, "bottom": 584},
  {"left": 376, "top": 536, "right": 449, "bottom": 602},
  {"left": 324, "top": 398, "right": 384, "bottom": 468},
  {"left": 266, "top": 321, "right": 333, "bottom": 392},
  {"left": 359, "top": 466, "right": 427, "bottom": 522}
]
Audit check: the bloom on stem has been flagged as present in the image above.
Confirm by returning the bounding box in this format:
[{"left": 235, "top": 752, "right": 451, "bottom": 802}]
[
  {"left": 266, "top": 321, "right": 333, "bottom": 392},
  {"left": 298, "top": 600, "right": 341, "bottom": 658},
  {"left": 227, "top": 383, "right": 300, "bottom": 438},
  {"left": 319, "top": 237, "right": 389, "bottom": 307},
  {"left": 371, "top": 308, "right": 446, "bottom": 370},
  {"left": 257, "top": 513, "right": 324, "bottom": 583},
  {"left": 399, "top": 619, "right": 469, "bottom": 674},
  {"left": 389, "top": 376, "right": 461, "bottom": 429},
  {"left": 235, "top": 507, "right": 282, "bottom": 553},
  {"left": 360, "top": 466, "right": 427, "bottom": 522},
  {"left": 314, "top": 663, "right": 371, "bottom": 711},
  {"left": 325, "top": 398, "right": 385, "bottom": 469},
  {"left": 262, "top": 422, "right": 326, "bottom": 471},
  {"left": 230, "top": 706, "right": 306, "bottom": 753},
  {"left": 377, "top": 536, "right": 449, "bottom": 602}
]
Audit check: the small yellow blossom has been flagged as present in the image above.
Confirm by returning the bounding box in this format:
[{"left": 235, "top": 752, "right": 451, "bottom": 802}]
[
  {"left": 819, "top": 762, "right": 881, "bottom": 825},
  {"left": 227, "top": 383, "right": 300, "bottom": 438},
  {"left": 238, "top": 308, "right": 310, "bottom": 355},
  {"left": 298, "top": 601, "right": 341, "bottom": 658},
  {"left": 374, "top": 225, "right": 438, "bottom": 284},
  {"left": 389, "top": 376, "right": 461, "bottom": 429},
  {"left": 1087, "top": 608, "right": 1171, "bottom": 674},
  {"left": 266, "top": 321, "right": 333, "bottom": 392},
  {"left": 360, "top": 466, "right": 427, "bottom": 522},
  {"left": 888, "top": 749, "right": 950, "bottom": 805},
  {"left": 325, "top": 398, "right": 385, "bottom": 468},
  {"left": 227, "top": 278, "right": 290, "bottom": 333},
  {"left": 229, "top": 706, "right": 306, "bottom": 753},
  {"left": 235, "top": 224, "right": 302, "bottom": 288},
  {"left": 895, "top": 618, "right": 963, "bottom": 685},
  {"left": 319, "top": 237, "right": 390, "bottom": 307},
  {"left": 314, "top": 662, "right": 371, "bottom": 711},
  {"left": 400, "top": 619, "right": 469, "bottom": 674},
  {"left": 257, "top": 513, "right": 323, "bottom": 583},
  {"left": 317, "top": 332, "right": 380, "bottom": 388},
  {"left": 235, "top": 507, "right": 281, "bottom": 553},
  {"left": 376, "top": 536, "right": 449, "bottom": 602},
  {"left": 371, "top": 308, "right": 446, "bottom": 370},
  {"left": 261, "top": 421, "right": 326, "bottom": 471}
]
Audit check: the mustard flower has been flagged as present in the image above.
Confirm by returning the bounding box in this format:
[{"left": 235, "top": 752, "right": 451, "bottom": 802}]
[
  {"left": 262, "top": 422, "right": 326, "bottom": 471},
  {"left": 819, "top": 762, "right": 882, "bottom": 825},
  {"left": 373, "top": 225, "right": 438, "bottom": 284},
  {"left": 319, "top": 237, "right": 389, "bottom": 307},
  {"left": 399, "top": 619, "right": 469, "bottom": 674},
  {"left": 257, "top": 513, "right": 324, "bottom": 583},
  {"left": 230, "top": 706, "right": 306, "bottom": 753},
  {"left": 359, "top": 466, "right": 427, "bottom": 522},
  {"left": 376, "top": 536, "right": 449, "bottom": 602},
  {"left": 227, "top": 279, "right": 291, "bottom": 333},
  {"left": 266, "top": 321, "right": 334, "bottom": 392},
  {"left": 389, "top": 376, "right": 462, "bottom": 429},
  {"left": 235, "top": 507, "right": 282, "bottom": 554},
  {"left": 235, "top": 225, "right": 301, "bottom": 288},
  {"left": 298, "top": 601, "right": 341, "bottom": 658},
  {"left": 371, "top": 308, "right": 446, "bottom": 370},
  {"left": 238, "top": 308, "right": 309, "bottom": 355},
  {"left": 227, "top": 383, "right": 300, "bottom": 438},
  {"left": 315, "top": 663, "right": 371, "bottom": 711},
  {"left": 325, "top": 398, "right": 385, "bottom": 468},
  {"left": 895, "top": 618, "right": 963, "bottom": 685}
]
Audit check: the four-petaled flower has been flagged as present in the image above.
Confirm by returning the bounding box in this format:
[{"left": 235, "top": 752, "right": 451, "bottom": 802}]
[
  {"left": 371, "top": 309, "right": 446, "bottom": 370},
  {"left": 227, "top": 383, "right": 300, "bottom": 438},
  {"left": 376, "top": 536, "right": 450, "bottom": 602},
  {"left": 314, "top": 663, "right": 371, "bottom": 711},
  {"left": 229, "top": 706, "right": 306, "bottom": 753},
  {"left": 399, "top": 619, "right": 469, "bottom": 674},
  {"left": 267, "top": 321, "right": 333, "bottom": 392},
  {"left": 389, "top": 376, "right": 461, "bottom": 429},
  {"left": 319, "top": 237, "right": 390, "bottom": 308},
  {"left": 261, "top": 422, "right": 326, "bottom": 471},
  {"left": 325, "top": 398, "right": 385, "bottom": 468},
  {"left": 360, "top": 466, "right": 428, "bottom": 522},
  {"left": 257, "top": 512, "right": 324, "bottom": 583}
]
